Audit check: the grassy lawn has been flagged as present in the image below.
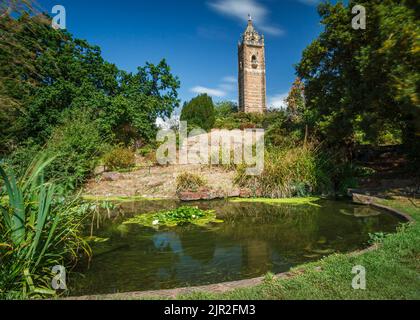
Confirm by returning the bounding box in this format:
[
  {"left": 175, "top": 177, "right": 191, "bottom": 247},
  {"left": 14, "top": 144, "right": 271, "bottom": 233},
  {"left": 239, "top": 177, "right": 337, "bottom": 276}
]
[{"left": 175, "top": 196, "right": 420, "bottom": 300}]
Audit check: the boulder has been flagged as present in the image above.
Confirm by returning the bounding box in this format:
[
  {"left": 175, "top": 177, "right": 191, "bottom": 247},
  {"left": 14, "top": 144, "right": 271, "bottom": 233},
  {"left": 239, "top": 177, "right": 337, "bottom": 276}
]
[
  {"left": 102, "top": 172, "right": 120, "bottom": 182},
  {"left": 239, "top": 189, "right": 252, "bottom": 198}
]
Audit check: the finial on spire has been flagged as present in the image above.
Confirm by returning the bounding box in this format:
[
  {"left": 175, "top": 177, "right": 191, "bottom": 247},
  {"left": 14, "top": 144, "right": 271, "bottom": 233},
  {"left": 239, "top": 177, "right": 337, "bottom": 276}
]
[{"left": 248, "top": 14, "right": 252, "bottom": 21}]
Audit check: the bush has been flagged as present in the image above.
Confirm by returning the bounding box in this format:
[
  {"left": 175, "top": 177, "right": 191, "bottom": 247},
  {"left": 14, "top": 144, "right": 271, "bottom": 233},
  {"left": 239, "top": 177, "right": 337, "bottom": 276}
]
[
  {"left": 5, "top": 139, "right": 41, "bottom": 178},
  {"left": 45, "top": 109, "right": 108, "bottom": 191},
  {"left": 103, "top": 146, "right": 136, "bottom": 171},
  {"left": 214, "top": 101, "right": 238, "bottom": 118},
  {"left": 235, "top": 143, "right": 332, "bottom": 198},
  {"left": 176, "top": 172, "right": 207, "bottom": 193}
]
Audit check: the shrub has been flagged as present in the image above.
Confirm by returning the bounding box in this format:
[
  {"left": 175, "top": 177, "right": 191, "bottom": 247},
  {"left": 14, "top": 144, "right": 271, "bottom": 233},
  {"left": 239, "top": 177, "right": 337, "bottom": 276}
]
[
  {"left": 5, "top": 139, "right": 41, "bottom": 178},
  {"left": 103, "top": 146, "right": 136, "bottom": 171},
  {"left": 214, "top": 116, "right": 241, "bottom": 130},
  {"left": 44, "top": 109, "right": 108, "bottom": 192},
  {"left": 235, "top": 143, "right": 332, "bottom": 198},
  {"left": 176, "top": 172, "right": 207, "bottom": 193},
  {"left": 214, "top": 101, "right": 238, "bottom": 118}
]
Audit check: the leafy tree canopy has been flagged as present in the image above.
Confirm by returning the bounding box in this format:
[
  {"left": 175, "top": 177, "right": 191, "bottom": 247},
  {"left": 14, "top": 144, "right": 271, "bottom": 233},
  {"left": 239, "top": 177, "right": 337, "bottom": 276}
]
[
  {"left": 180, "top": 94, "right": 216, "bottom": 131},
  {"left": 296, "top": 0, "right": 419, "bottom": 155},
  {"left": 0, "top": 11, "right": 180, "bottom": 153}
]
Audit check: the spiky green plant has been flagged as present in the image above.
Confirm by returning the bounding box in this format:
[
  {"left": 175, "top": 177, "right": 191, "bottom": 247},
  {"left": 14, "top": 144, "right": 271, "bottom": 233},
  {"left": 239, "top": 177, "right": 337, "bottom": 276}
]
[{"left": 0, "top": 156, "right": 91, "bottom": 299}]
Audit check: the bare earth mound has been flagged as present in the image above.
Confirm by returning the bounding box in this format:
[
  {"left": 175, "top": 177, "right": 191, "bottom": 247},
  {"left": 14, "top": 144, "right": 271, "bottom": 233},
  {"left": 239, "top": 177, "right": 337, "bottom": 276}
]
[{"left": 84, "top": 164, "right": 237, "bottom": 199}]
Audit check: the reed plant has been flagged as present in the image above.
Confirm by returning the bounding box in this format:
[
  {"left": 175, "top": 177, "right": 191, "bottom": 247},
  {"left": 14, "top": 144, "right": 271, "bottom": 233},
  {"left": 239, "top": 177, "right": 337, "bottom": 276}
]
[
  {"left": 235, "top": 143, "right": 332, "bottom": 198},
  {"left": 0, "top": 156, "right": 91, "bottom": 299}
]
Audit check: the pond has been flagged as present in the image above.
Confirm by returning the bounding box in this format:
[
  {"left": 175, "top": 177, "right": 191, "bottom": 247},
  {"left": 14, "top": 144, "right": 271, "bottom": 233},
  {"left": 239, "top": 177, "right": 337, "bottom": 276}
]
[{"left": 69, "top": 199, "right": 403, "bottom": 296}]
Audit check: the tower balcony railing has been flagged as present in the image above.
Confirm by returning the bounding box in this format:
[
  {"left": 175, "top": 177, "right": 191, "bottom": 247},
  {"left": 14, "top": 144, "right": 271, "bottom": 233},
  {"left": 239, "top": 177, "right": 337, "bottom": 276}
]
[{"left": 240, "top": 38, "right": 264, "bottom": 46}]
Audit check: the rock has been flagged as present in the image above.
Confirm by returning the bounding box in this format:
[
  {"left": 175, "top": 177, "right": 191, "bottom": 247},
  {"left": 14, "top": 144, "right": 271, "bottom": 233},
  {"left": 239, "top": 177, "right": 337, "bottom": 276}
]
[
  {"left": 178, "top": 191, "right": 208, "bottom": 201},
  {"left": 147, "top": 181, "right": 165, "bottom": 188},
  {"left": 94, "top": 166, "right": 106, "bottom": 175},
  {"left": 239, "top": 189, "right": 252, "bottom": 198},
  {"left": 228, "top": 189, "right": 240, "bottom": 198},
  {"left": 178, "top": 188, "right": 224, "bottom": 201},
  {"left": 102, "top": 172, "right": 120, "bottom": 182}
]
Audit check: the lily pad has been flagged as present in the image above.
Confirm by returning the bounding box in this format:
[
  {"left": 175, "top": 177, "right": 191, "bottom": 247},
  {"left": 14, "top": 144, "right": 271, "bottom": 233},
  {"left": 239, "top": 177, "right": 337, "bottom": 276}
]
[{"left": 123, "top": 206, "right": 224, "bottom": 228}]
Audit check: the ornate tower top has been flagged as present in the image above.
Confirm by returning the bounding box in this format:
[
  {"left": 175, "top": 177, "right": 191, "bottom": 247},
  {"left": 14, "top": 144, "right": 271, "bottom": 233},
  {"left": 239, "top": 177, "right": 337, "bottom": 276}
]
[
  {"left": 238, "top": 16, "right": 267, "bottom": 114},
  {"left": 240, "top": 15, "right": 264, "bottom": 46}
]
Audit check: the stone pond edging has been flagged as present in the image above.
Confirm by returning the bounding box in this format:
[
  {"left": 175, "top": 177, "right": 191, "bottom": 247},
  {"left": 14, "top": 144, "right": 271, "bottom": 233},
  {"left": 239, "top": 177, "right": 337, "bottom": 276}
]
[{"left": 68, "top": 193, "right": 414, "bottom": 300}]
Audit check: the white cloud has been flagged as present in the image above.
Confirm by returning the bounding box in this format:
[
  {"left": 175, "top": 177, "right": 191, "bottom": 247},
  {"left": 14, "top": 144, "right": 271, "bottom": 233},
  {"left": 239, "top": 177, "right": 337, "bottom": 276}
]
[
  {"left": 207, "top": 0, "right": 285, "bottom": 36},
  {"left": 259, "top": 25, "right": 285, "bottom": 36},
  {"left": 222, "top": 76, "right": 237, "bottom": 83},
  {"left": 191, "top": 86, "right": 227, "bottom": 97},
  {"left": 208, "top": 0, "right": 267, "bottom": 22},
  {"left": 268, "top": 92, "right": 288, "bottom": 109},
  {"left": 191, "top": 75, "right": 237, "bottom": 99},
  {"left": 219, "top": 83, "right": 235, "bottom": 92}
]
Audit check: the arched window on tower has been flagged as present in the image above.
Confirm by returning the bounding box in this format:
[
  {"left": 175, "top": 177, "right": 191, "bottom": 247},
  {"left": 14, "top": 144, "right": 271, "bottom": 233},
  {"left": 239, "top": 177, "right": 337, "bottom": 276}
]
[{"left": 251, "top": 55, "right": 258, "bottom": 68}]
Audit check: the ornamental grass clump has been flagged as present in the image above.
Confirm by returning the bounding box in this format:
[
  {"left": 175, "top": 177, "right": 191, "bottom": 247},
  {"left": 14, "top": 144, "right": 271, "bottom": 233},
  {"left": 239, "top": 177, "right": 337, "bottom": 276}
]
[
  {"left": 176, "top": 172, "right": 207, "bottom": 193},
  {"left": 235, "top": 143, "right": 331, "bottom": 198}
]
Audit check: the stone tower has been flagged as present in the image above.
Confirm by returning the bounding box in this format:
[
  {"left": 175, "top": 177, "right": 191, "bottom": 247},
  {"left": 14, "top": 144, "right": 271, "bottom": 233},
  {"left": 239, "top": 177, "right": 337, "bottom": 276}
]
[{"left": 238, "top": 16, "right": 267, "bottom": 113}]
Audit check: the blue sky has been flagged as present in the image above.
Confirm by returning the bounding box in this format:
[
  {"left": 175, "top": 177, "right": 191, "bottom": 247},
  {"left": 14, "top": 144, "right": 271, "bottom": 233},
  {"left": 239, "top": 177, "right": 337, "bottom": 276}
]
[{"left": 37, "top": 0, "right": 330, "bottom": 109}]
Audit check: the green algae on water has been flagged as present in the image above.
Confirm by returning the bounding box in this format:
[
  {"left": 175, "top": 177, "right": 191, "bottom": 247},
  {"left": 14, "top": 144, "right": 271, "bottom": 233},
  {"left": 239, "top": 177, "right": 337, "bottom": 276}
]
[
  {"left": 123, "top": 206, "right": 224, "bottom": 228},
  {"left": 229, "top": 197, "right": 320, "bottom": 206}
]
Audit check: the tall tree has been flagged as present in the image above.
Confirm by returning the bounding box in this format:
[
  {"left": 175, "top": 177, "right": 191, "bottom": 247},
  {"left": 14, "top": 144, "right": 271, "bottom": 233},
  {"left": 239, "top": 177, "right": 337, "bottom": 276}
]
[
  {"left": 0, "top": 8, "right": 180, "bottom": 152},
  {"left": 181, "top": 94, "right": 216, "bottom": 131},
  {"left": 296, "top": 0, "right": 419, "bottom": 156}
]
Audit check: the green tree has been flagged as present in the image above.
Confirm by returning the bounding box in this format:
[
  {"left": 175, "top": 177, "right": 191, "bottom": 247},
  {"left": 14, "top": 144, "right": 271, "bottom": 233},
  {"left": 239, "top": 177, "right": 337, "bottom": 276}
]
[
  {"left": 214, "top": 101, "right": 238, "bottom": 118},
  {"left": 0, "top": 10, "right": 180, "bottom": 153},
  {"left": 285, "top": 77, "right": 306, "bottom": 123},
  {"left": 296, "top": 0, "right": 419, "bottom": 156},
  {"left": 180, "top": 94, "right": 216, "bottom": 131}
]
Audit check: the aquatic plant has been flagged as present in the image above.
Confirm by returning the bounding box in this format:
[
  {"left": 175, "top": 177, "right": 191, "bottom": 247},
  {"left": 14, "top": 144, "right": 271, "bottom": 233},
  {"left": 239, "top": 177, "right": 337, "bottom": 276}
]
[{"left": 123, "top": 206, "right": 223, "bottom": 227}]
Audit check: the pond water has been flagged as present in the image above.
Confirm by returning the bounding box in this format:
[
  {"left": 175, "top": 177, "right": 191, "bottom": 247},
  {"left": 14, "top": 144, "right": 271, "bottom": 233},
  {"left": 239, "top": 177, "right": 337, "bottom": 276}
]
[{"left": 70, "top": 199, "right": 403, "bottom": 296}]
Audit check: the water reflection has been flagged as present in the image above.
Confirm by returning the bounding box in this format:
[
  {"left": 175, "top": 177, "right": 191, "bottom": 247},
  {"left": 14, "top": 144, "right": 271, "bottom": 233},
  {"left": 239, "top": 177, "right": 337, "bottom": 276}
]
[{"left": 70, "top": 199, "right": 402, "bottom": 296}]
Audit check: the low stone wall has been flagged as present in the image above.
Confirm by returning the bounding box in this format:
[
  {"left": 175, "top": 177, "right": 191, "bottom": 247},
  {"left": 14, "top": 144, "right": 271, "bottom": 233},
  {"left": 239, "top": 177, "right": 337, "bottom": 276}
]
[
  {"left": 178, "top": 188, "right": 255, "bottom": 201},
  {"left": 67, "top": 268, "right": 310, "bottom": 300},
  {"left": 351, "top": 193, "right": 414, "bottom": 222}
]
